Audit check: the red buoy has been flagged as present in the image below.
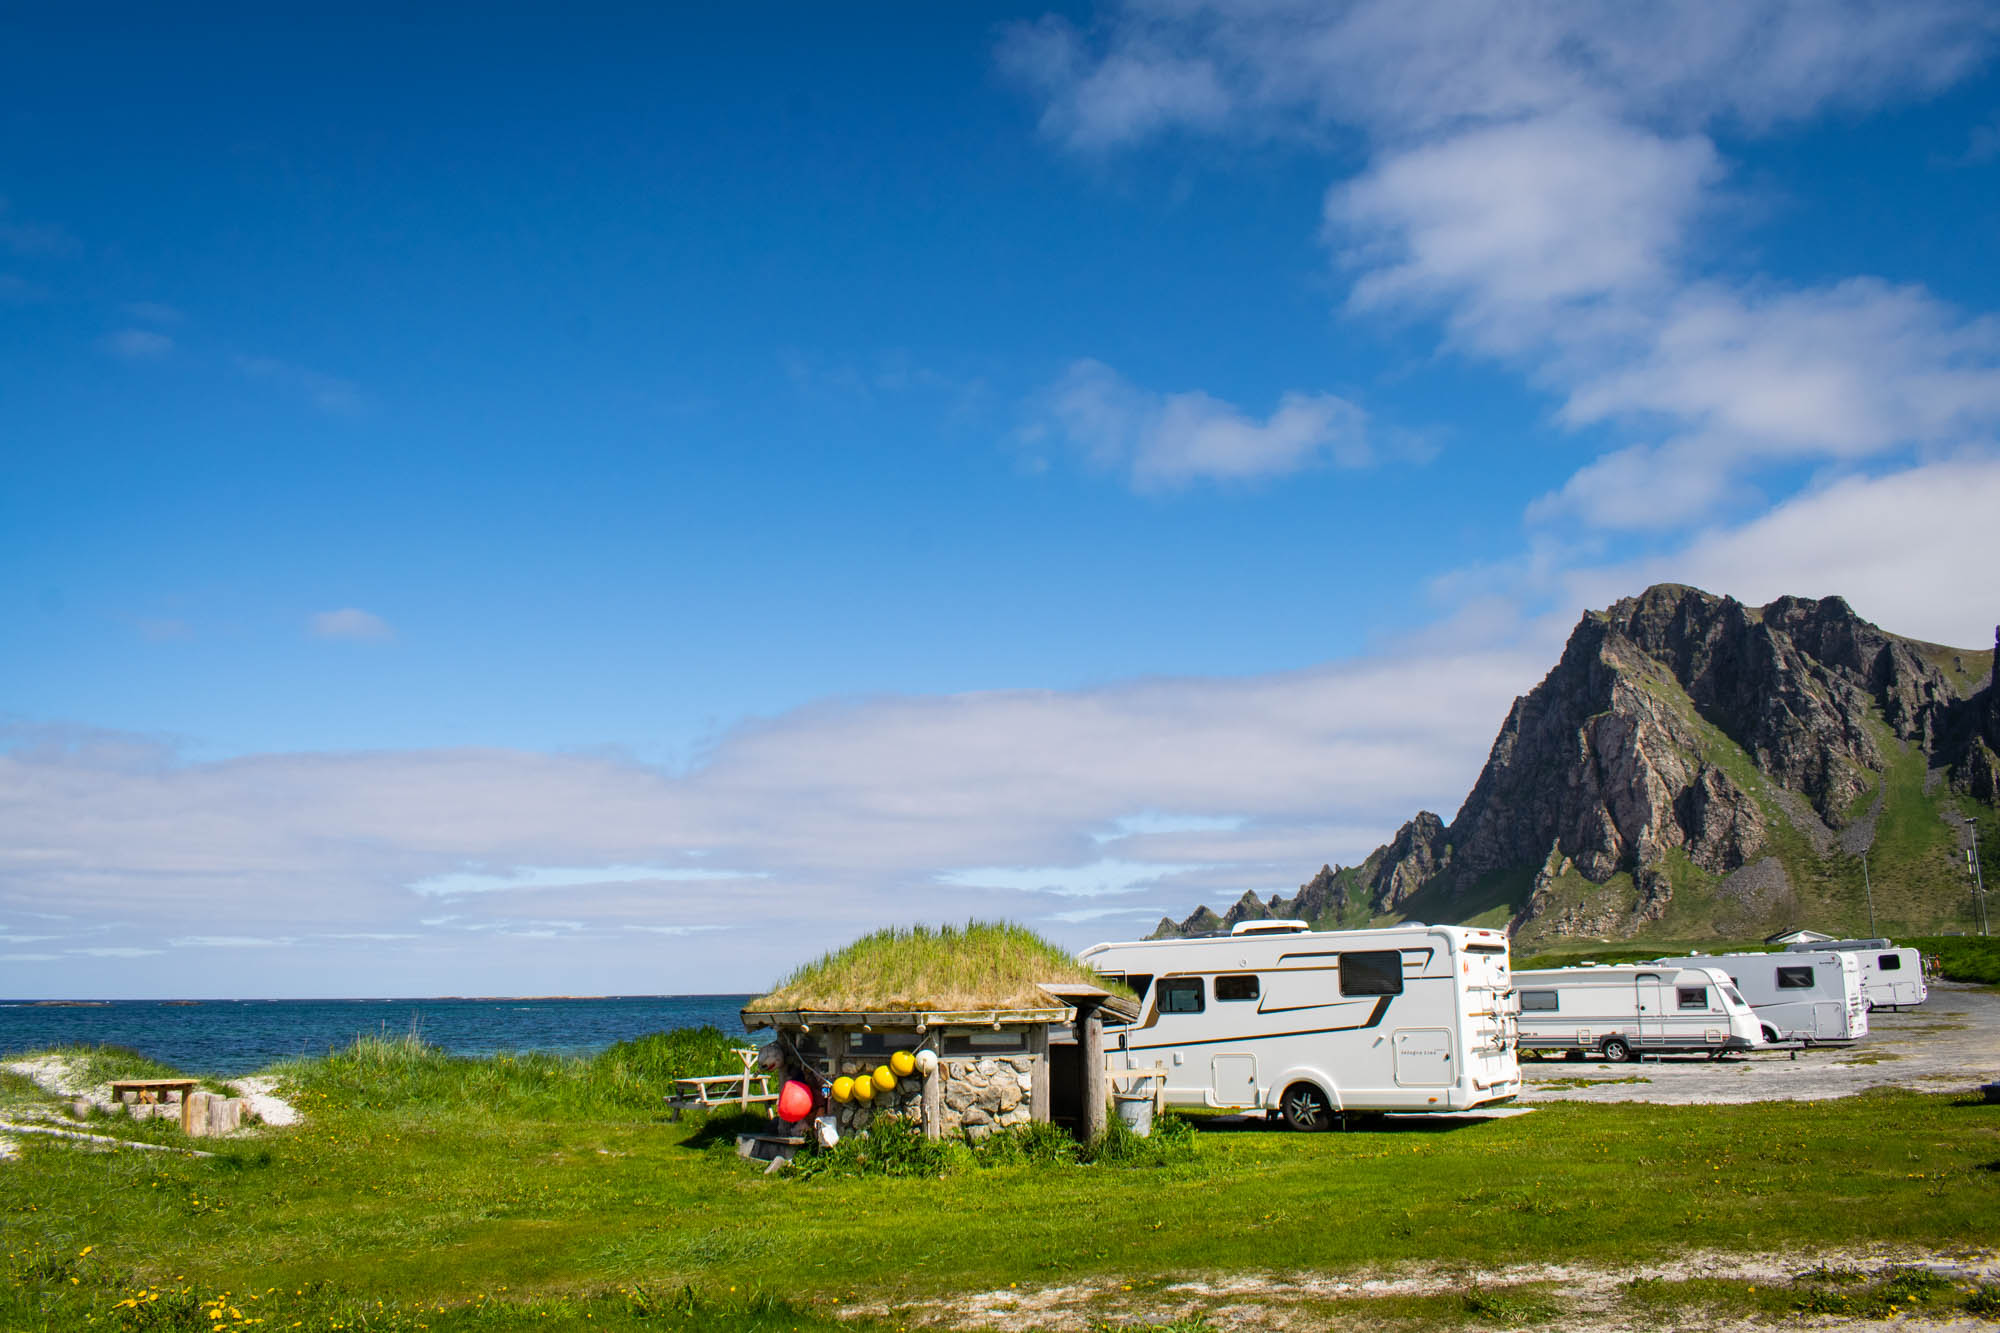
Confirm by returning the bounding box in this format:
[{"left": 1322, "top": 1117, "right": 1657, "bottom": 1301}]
[{"left": 777, "top": 1079, "right": 814, "bottom": 1122}]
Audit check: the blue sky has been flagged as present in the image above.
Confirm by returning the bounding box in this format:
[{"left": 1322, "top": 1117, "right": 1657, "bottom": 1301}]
[{"left": 5, "top": 3, "right": 1999, "bottom": 999}]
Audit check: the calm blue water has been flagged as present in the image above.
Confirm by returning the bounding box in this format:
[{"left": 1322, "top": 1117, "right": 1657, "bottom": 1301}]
[{"left": 0, "top": 995, "right": 761, "bottom": 1077}]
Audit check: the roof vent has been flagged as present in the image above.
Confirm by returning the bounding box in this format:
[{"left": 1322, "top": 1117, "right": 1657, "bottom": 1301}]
[{"left": 1230, "top": 920, "right": 1311, "bottom": 935}]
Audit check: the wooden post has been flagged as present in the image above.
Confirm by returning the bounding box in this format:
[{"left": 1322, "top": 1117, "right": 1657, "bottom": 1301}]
[
  {"left": 1080, "top": 1002, "right": 1106, "bottom": 1141},
  {"left": 921, "top": 1061, "right": 942, "bottom": 1139},
  {"left": 1028, "top": 1024, "right": 1050, "bottom": 1123}
]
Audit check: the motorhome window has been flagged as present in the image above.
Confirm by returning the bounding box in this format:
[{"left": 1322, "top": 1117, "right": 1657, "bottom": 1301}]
[
  {"left": 1677, "top": 987, "right": 1709, "bottom": 1010},
  {"left": 1158, "top": 978, "right": 1205, "bottom": 1014},
  {"left": 1877, "top": 954, "right": 1901, "bottom": 971},
  {"left": 1214, "top": 974, "right": 1259, "bottom": 1002},
  {"left": 1724, "top": 987, "right": 1747, "bottom": 1007},
  {"left": 1776, "top": 967, "right": 1814, "bottom": 990},
  {"left": 1519, "top": 989, "right": 1557, "bottom": 1012},
  {"left": 1338, "top": 951, "right": 1404, "bottom": 996},
  {"left": 1118, "top": 974, "right": 1155, "bottom": 1000},
  {"left": 1465, "top": 944, "right": 1507, "bottom": 955}
]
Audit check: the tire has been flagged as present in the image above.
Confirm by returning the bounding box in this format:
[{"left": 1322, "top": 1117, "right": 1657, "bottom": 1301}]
[
  {"left": 1280, "top": 1082, "right": 1336, "bottom": 1132},
  {"left": 1601, "top": 1037, "right": 1634, "bottom": 1063},
  {"left": 1762, "top": 1025, "right": 1780, "bottom": 1045}
]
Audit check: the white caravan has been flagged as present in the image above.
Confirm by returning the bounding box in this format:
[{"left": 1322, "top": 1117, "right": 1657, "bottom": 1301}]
[
  {"left": 1512, "top": 964, "right": 1764, "bottom": 1062},
  {"left": 1785, "top": 939, "right": 1928, "bottom": 1010},
  {"left": 1079, "top": 921, "right": 1519, "bottom": 1130},
  {"left": 1672, "top": 951, "right": 1868, "bottom": 1045}
]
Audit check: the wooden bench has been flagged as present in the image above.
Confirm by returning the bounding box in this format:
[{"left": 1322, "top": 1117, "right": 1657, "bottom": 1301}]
[
  {"left": 110, "top": 1078, "right": 200, "bottom": 1105},
  {"left": 664, "top": 1048, "right": 779, "bottom": 1120}
]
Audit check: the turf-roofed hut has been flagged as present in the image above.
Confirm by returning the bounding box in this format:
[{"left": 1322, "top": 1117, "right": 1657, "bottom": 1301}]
[{"left": 743, "top": 923, "right": 1140, "bottom": 1141}]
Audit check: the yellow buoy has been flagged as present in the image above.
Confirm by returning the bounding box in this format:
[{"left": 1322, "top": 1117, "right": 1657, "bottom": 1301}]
[
  {"left": 851, "top": 1074, "right": 875, "bottom": 1101},
  {"left": 889, "top": 1049, "right": 916, "bottom": 1078},
  {"left": 872, "top": 1065, "right": 896, "bottom": 1092},
  {"left": 831, "top": 1076, "right": 854, "bottom": 1103}
]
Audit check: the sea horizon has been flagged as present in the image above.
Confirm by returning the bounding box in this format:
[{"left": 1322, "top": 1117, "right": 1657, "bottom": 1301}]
[{"left": 0, "top": 993, "right": 764, "bottom": 1076}]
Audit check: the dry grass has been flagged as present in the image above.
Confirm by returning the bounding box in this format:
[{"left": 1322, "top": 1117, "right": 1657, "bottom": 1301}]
[{"left": 746, "top": 920, "right": 1131, "bottom": 1013}]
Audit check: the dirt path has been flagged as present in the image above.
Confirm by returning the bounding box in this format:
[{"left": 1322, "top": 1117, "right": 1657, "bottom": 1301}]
[
  {"left": 1518, "top": 981, "right": 1999, "bottom": 1105},
  {"left": 859, "top": 1246, "right": 1999, "bottom": 1331}
]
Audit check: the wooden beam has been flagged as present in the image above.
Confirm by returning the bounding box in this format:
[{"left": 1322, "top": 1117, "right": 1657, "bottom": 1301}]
[
  {"left": 1028, "top": 1025, "right": 1050, "bottom": 1123},
  {"left": 1080, "top": 1002, "right": 1106, "bottom": 1141}
]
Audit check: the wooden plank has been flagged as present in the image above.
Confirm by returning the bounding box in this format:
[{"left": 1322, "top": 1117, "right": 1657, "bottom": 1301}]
[
  {"left": 1080, "top": 1002, "right": 1106, "bottom": 1141},
  {"left": 1028, "top": 1025, "right": 1050, "bottom": 1122}
]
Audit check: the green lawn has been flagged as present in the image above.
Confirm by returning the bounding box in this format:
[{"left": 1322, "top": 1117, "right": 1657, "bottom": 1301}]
[{"left": 5, "top": 1038, "right": 1998, "bottom": 1331}]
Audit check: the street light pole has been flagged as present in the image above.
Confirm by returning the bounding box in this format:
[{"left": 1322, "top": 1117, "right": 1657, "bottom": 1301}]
[{"left": 1970, "top": 826, "right": 1990, "bottom": 937}]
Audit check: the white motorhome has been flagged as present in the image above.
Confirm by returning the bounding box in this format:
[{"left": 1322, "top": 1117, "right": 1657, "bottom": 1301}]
[
  {"left": 1671, "top": 950, "right": 1869, "bottom": 1045},
  {"left": 1512, "top": 964, "right": 1764, "bottom": 1062},
  {"left": 1079, "top": 921, "right": 1519, "bottom": 1130},
  {"left": 1785, "top": 939, "right": 1928, "bottom": 1010}
]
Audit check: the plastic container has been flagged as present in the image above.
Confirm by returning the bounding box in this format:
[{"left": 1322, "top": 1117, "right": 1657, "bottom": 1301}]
[{"left": 1113, "top": 1092, "right": 1155, "bottom": 1136}]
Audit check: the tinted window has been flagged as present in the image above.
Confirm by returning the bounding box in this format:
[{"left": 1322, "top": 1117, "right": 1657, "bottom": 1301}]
[
  {"left": 1677, "top": 987, "right": 1709, "bottom": 1011},
  {"left": 1339, "top": 950, "right": 1404, "bottom": 996},
  {"left": 1122, "top": 974, "right": 1155, "bottom": 1000},
  {"left": 1877, "top": 954, "right": 1901, "bottom": 971},
  {"left": 1776, "top": 966, "right": 1814, "bottom": 990},
  {"left": 1214, "top": 974, "right": 1259, "bottom": 1002},
  {"left": 1158, "top": 978, "right": 1205, "bottom": 1014},
  {"left": 1519, "top": 989, "right": 1557, "bottom": 1012},
  {"left": 1466, "top": 944, "right": 1507, "bottom": 955}
]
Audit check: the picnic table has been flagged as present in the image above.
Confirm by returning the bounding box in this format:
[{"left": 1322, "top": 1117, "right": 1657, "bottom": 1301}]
[
  {"left": 110, "top": 1078, "right": 200, "bottom": 1105},
  {"left": 664, "top": 1047, "right": 778, "bottom": 1120}
]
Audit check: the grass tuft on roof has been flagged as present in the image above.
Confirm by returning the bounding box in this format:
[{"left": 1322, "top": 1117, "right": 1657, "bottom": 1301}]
[{"left": 746, "top": 920, "right": 1132, "bottom": 1014}]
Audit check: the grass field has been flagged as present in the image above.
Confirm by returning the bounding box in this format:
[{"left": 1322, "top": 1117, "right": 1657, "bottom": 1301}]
[{"left": 5, "top": 1029, "right": 1999, "bottom": 1331}]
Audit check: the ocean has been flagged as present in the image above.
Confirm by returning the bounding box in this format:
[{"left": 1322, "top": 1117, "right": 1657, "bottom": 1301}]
[{"left": 0, "top": 994, "right": 761, "bottom": 1077}]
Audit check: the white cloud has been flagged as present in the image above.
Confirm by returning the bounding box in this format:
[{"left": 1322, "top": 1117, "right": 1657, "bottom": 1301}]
[
  {"left": 68, "top": 947, "right": 163, "bottom": 958},
  {"left": 1564, "top": 454, "right": 2000, "bottom": 647},
  {"left": 0, "top": 640, "right": 1544, "bottom": 993},
  {"left": 103, "top": 328, "right": 174, "bottom": 360},
  {"left": 1007, "top": 1, "right": 2000, "bottom": 534},
  {"left": 1036, "top": 358, "right": 1370, "bottom": 488},
  {"left": 1329, "top": 114, "right": 1719, "bottom": 357},
  {"left": 309, "top": 608, "right": 394, "bottom": 641},
  {"left": 1001, "top": 2, "right": 1997, "bottom": 149}
]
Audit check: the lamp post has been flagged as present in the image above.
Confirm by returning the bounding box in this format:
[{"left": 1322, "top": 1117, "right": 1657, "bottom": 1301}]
[
  {"left": 1970, "top": 826, "right": 1990, "bottom": 937},
  {"left": 1861, "top": 849, "right": 1875, "bottom": 938}
]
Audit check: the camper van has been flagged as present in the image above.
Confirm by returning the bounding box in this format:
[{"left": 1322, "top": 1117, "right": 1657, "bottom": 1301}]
[
  {"left": 1512, "top": 963, "right": 1764, "bottom": 1061},
  {"left": 1079, "top": 921, "right": 1519, "bottom": 1129},
  {"left": 1785, "top": 939, "right": 1928, "bottom": 1010},
  {"left": 1672, "top": 950, "right": 1869, "bottom": 1045}
]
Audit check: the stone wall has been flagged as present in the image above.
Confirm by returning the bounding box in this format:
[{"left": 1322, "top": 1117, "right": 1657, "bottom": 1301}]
[{"left": 826, "top": 1051, "right": 1036, "bottom": 1141}]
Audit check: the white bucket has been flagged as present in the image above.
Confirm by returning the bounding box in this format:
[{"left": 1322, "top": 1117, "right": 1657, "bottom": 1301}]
[{"left": 1112, "top": 1092, "right": 1154, "bottom": 1136}]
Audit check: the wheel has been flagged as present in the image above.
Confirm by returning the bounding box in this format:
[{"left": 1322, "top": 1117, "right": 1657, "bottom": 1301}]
[
  {"left": 1601, "top": 1037, "right": 1634, "bottom": 1063},
  {"left": 1280, "top": 1082, "right": 1335, "bottom": 1132},
  {"left": 1761, "top": 1025, "right": 1780, "bottom": 1045}
]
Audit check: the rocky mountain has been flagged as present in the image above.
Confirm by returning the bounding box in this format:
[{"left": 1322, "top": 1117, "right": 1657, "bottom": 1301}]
[{"left": 1152, "top": 586, "right": 1999, "bottom": 946}]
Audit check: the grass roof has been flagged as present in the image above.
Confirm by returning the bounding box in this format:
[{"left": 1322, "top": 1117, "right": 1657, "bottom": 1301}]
[{"left": 745, "top": 921, "right": 1132, "bottom": 1014}]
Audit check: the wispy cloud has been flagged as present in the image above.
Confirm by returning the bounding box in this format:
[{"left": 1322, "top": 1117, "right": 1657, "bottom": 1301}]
[
  {"left": 169, "top": 935, "right": 297, "bottom": 949},
  {"left": 409, "top": 864, "right": 764, "bottom": 898},
  {"left": 1029, "top": 358, "right": 1371, "bottom": 489},
  {"left": 0, "top": 199, "right": 78, "bottom": 257},
  {"left": 103, "top": 328, "right": 174, "bottom": 360},
  {"left": 234, "top": 354, "right": 363, "bottom": 414},
  {"left": 309, "top": 608, "right": 394, "bottom": 641}
]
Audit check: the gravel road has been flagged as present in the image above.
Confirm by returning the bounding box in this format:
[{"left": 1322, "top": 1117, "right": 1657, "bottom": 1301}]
[{"left": 1519, "top": 979, "right": 1999, "bottom": 1105}]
